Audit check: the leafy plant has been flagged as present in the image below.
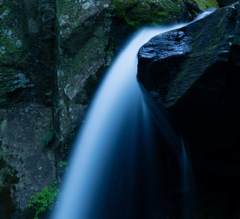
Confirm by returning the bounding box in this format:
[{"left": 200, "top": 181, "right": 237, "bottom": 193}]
[
  {"left": 41, "top": 132, "right": 54, "bottom": 147},
  {"left": 64, "top": 143, "right": 69, "bottom": 151},
  {"left": 60, "top": 161, "right": 67, "bottom": 167},
  {"left": 28, "top": 180, "right": 59, "bottom": 219},
  {"left": 104, "top": 62, "right": 110, "bottom": 67}
]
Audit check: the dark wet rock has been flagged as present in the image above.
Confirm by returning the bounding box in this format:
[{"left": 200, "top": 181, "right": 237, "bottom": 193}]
[
  {"left": 55, "top": 0, "right": 206, "bottom": 145},
  {"left": 0, "top": 0, "right": 229, "bottom": 217},
  {"left": 138, "top": 4, "right": 240, "bottom": 216},
  {"left": 138, "top": 5, "right": 240, "bottom": 154},
  {"left": 0, "top": 0, "right": 56, "bottom": 106},
  {"left": 218, "top": 0, "right": 239, "bottom": 5},
  {"left": 138, "top": 5, "right": 240, "bottom": 202},
  {"left": 0, "top": 0, "right": 56, "bottom": 218},
  {"left": 0, "top": 103, "right": 56, "bottom": 218}
]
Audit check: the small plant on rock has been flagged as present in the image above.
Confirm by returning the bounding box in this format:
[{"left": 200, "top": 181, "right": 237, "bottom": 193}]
[
  {"left": 28, "top": 180, "right": 59, "bottom": 219},
  {"left": 41, "top": 132, "right": 54, "bottom": 147}
]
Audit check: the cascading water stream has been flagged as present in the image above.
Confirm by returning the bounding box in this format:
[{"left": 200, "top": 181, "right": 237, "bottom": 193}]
[{"left": 52, "top": 11, "right": 212, "bottom": 219}]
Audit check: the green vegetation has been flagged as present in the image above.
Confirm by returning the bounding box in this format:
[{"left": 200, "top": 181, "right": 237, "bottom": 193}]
[
  {"left": 112, "top": 0, "right": 177, "bottom": 28},
  {"left": 60, "top": 161, "right": 67, "bottom": 167},
  {"left": 104, "top": 62, "right": 110, "bottom": 67},
  {"left": 41, "top": 132, "right": 54, "bottom": 147},
  {"left": 112, "top": 0, "right": 218, "bottom": 28},
  {"left": 28, "top": 181, "right": 59, "bottom": 219},
  {"left": 190, "top": 0, "right": 219, "bottom": 10}
]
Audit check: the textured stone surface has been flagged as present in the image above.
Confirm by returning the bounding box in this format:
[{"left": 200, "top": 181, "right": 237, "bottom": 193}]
[
  {"left": 137, "top": 5, "right": 240, "bottom": 206},
  {"left": 138, "top": 4, "right": 240, "bottom": 218},
  {"left": 0, "top": 0, "right": 226, "bottom": 217},
  {"left": 55, "top": 0, "right": 113, "bottom": 144},
  {"left": 0, "top": 0, "right": 55, "bottom": 106},
  {"left": 138, "top": 5, "right": 240, "bottom": 152},
  {"left": 0, "top": 103, "right": 56, "bottom": 218},
  {"left": 55, "top": 0, "right": 206, "bottom": 145},
  {"left": 0, "top": 0, "right": 56, "bottom": 218},
  {"left": 112, "top": 0, "right": 218, "bottom": 28}
]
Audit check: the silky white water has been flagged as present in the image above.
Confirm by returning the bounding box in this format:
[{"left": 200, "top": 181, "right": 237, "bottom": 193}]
[{"left": 52, "top": 12, "right": 211, "bottom": 219}]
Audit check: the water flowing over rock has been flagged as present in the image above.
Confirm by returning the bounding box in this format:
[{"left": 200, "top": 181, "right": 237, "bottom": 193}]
[
  {"left": 55, "top": 0, "right": 219, "bottom": 146},
  {"left": 138, "top": 3, "right": 240, "bottom": 217},
  {"left": 0, "top": 0, "right": 229, "bottom": 217},
  {"left": 138, "top": 3, "right": 240, "bottom": 153}
]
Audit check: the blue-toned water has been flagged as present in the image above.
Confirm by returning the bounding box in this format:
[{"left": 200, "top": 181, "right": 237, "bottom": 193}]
[{"left": 52, "top": 12, "right": 211, "bottom": 219}]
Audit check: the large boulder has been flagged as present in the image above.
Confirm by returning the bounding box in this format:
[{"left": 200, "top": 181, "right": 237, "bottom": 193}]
[
  {"left": 55, "top": 0, "right": 219, "bottom": 145},
  {"left": 218, "top": 0, "right": 238, "bottom": 6},
  {"left": 138, "top": 2, "right": 240, "bottom": 197},
  {"left": 0, "top": 0, "right": 221, "bottom": 217},
  {"left": 138, "top": 4, "right": 240, "bottom": 218},
  {"left": 138, "top": 4, "right": 240, "bottom": 154}
]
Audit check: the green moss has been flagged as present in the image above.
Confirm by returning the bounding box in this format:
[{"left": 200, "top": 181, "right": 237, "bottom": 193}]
[
  {"left": 158, "top": 11, "right": 169, "bottom": 16},
  {"left": 190, "top": 0, "right": 219, "bottom": 10},
  {"left": 60, "top": 36, "right": 107, "bottom": 79},
  {"left": 41, "top": 132, "right": 54, "bottom": 147},
  {"left": 112, "top": 0, "right": 184, "bottom": 28},
  {"left": 123, "top": 2, "right": 151, "bottom": 27},
  {"left": 112, "top": 0, "right": 140, "bottom": 17},
  {"left": 233, "top": 36, "right": 240, "bottom": 44},
  {"left": 56, "top": 0, "right": 97, "bottom": 32},
  {"left": 0, "top": 3, "right": 28, "bottom": 67},
  {"left": 57, "top": 0, "right": 76, "bottom": 16}
]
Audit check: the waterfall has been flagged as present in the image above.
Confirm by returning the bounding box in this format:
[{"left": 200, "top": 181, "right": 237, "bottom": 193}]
[
  {"left": 180, "top": 138, "right": 195, "bottom": 218},
  {"left": 52, "top": 12, "right": 211, "bottom": 219}
]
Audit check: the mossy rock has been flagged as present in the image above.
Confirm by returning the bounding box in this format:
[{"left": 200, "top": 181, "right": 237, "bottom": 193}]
[
  {"left": 124, "top": 2, "right": 151, "bottom": 27},
  {"left": 112, "top": 0, "right": 218, "bottom": 28},
  {"left": 190, "top": 0, "right": 219, "bottom": 10},
  {"left": 112, "top": 0, "right": 187, "bottom": 28},
  {"left": 0, "top": 152, "right": 20, "bottom": 219},
  {"left": 41, "top": 132, "right": 54, "bottom": 147}
]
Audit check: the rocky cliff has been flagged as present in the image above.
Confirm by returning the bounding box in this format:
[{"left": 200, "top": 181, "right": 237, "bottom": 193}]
[
  {"left": 54, "top": 0, "right": 219, "bottom": 148},
  {"left": 0, "top": 0, "right": 56, "bottom": 218},
  {"left": 0, "top": 0, "right": 221, "bottom": 217},
  {"left": 138, "top": 2, "right": 240, "bottom": 218}
]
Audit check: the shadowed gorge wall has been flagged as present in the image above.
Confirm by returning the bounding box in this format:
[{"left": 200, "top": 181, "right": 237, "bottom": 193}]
[
  {"left": 1, "top": 0, "right": 234, "bottom": 217},
  {"left": 0, "top": 0, "right": 56, "bottom": 218},
  {"left": 138, "top": 3, "right": 240, "bottom": 218}
]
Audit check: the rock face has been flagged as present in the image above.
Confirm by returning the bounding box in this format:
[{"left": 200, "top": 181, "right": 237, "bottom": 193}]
[
  {"left": 138, "top": 3, "right": 240, "bottom": 217},
  {"left": 55, "top": 0, "right": 219, "bottom": 146},
  {"left": 0, "top": 103, "right": 55, "bottom": 218},
  {"left": 0, "top": 0, "right": 56, "bottom": 218},
  {"left": 0, "top": 0, "right": 221, "bottom": 217},
  {"left": 138, "top": 4, "right": 240, "bottom": 153},
  {"left": 0, "top": 0, "right": 55, "bottom": 106},
  {"left": 218, "top": 0, "right": 238, "bottom": 5},
  {"left": 113, "top": 0, "right": 219, "bottom": 27},
  {"left": 55, "top": 0, "right": 112, "bottom": 144}
]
